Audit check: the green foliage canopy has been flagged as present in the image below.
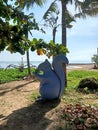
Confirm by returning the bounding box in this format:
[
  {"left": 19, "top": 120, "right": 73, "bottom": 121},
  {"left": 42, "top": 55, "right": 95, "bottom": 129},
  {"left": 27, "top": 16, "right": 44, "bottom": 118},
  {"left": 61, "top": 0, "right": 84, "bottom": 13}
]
[
  {"left": 30, "top": 38, "right": 69, "bottom": 58},
  {"left": 92, "top": 54, "right": 98, "bottom": 68},
  {"left": 0, "top": 0, "right": 39, "bottom": 54},
  {"left": 0, "top": 0, "right": 69, "bottom": 58}
]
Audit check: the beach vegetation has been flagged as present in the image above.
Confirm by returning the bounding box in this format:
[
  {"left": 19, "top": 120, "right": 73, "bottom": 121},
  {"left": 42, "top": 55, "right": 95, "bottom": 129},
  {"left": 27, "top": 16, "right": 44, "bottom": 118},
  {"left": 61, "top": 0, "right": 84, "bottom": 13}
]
[
  {"left": 67, "top": 70, "right": 98, "bottom": 90},
  {"left": 31, "top": 39, "right": 69, "bottom": 58},
  {"left": 0, "top": 68, "right": 35, "bottom": 84},
  {"left": 77, "top": 77, "right": 98, "bottom": 92},
  {"left": 92, "top": 54, "right": 98, "bottom": 69},
  {"left": 0, "top": 68, "right": 98, "bottom": 88}
]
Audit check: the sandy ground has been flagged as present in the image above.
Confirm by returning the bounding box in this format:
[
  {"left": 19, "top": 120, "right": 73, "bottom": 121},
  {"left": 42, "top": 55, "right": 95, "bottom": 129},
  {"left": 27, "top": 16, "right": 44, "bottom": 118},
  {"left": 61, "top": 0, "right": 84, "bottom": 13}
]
[
  {"left": 0, "top": 80, "right": 64, "bottom": 130},
  {"left": 0, "top": 64, "right": 97, "bottom": 130},
  {"left": 67, "top": 64, "right": 95, "bottom": 70}
]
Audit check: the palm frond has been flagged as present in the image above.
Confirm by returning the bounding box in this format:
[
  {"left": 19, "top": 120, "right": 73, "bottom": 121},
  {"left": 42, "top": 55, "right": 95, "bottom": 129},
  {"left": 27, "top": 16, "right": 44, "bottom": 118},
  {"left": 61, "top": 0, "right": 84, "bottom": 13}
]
[
  {"left": 43, "top": 0, "right": 58, "bottom": 20},
  {"left": 66, "top": 0, "right": 73, "bottom": 4},
  {"left": 75, "top": 0, "right": 98, "bottom": 18},
  {"left": 66, "top": 10, "right": 75, "bottom": 28},
  {"left": 17, "top": 0, "right": 47, "bottom": 10}
]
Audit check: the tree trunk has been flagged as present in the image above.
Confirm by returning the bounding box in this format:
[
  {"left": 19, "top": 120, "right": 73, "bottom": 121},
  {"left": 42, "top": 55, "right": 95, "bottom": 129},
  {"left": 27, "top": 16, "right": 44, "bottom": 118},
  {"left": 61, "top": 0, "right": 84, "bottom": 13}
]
[
  {"left": 61, "top": 0, "right": 67, "bottom": 46},
  {"left": 26, "top": 50, "right": 31, "bottom": 76},
  {"left": 25, "top": 30, "right": 31, "bottom": 76},
  {"left": 53, "top": 27, "right": 56, "bottom": 43},
  {"left": 61, "top": 0, "right": 67, "bottom": 87},
  {"left": 52, "top": 26, "right": 57, "bottom": 59}
]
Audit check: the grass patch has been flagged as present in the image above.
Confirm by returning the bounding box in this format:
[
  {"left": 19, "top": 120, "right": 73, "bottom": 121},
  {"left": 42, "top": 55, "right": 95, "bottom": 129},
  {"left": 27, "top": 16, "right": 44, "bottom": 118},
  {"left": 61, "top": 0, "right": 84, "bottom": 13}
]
[
  {"left": 67, "top": 70, "right": 98, "bottom": 89},
  {"left": 0, "top": 68, "right": 35, "bottom": 84},
  {"left": 63, "top": 89, "right": 98, "bottom": 108},
  {"left": 29, "top": 91, "right": 40, "bottom": 102}
]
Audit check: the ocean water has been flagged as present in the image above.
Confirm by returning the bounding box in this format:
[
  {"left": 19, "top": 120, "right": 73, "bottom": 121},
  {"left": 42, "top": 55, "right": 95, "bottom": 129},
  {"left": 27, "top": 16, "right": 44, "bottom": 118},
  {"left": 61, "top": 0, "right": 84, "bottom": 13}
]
[
  {"left": 0, "top": 61, "right": 42, "bottom": 69},
  {"left": 0, "top": 60, "right": 92, "bottom": 69}
]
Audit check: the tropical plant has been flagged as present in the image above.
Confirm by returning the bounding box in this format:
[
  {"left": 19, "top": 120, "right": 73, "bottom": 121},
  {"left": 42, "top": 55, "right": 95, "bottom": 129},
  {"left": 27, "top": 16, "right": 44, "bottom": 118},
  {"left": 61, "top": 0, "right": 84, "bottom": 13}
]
[
  {"left": 0, "top": 0, "right": 26, "bottom": 53},
  {"left": 75, "top": 0, "right": 98, "bottom": 18},
  {"left": 31, "top": 38, "right": 69, "bottom": 58},
  {"left": 16, "top": 0, "right": 46, "bottom": 9},
  {"left": 92, "top": 54, "right": 98, "bottom": 69},
  {"left": 0, "top": 0, "right": 41, "bottom": 76},
  {"left": 42, "top": 0, "right": 60, "bottom": 44},
  {"left": 0, "top": 0, "right": 39, "bottom": 54},
  {"left": 16, "top": 0, "right": 76, "bottom": 87},
  {"left": 43, "top": 1, "right": 75, "bottom": 44},
  {"left": 43, "top": 7, "right": 60, "bottom": 43}
]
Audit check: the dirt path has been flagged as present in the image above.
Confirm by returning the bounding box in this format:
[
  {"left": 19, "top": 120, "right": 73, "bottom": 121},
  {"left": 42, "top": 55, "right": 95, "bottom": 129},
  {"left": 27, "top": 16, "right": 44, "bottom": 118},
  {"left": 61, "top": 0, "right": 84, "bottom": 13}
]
[
  {"left": 0, "top": 80, "right": 63, "bottom": 130},
  {"left": 0, "top": 80, "right": 39, "bottom": 115}
]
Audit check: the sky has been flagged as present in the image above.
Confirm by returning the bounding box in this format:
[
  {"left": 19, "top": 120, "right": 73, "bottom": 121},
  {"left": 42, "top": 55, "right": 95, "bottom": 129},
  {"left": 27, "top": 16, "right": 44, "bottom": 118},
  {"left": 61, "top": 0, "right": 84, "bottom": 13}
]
[{"left": 0, "top": 0, "right": 98, "bottom": 63}]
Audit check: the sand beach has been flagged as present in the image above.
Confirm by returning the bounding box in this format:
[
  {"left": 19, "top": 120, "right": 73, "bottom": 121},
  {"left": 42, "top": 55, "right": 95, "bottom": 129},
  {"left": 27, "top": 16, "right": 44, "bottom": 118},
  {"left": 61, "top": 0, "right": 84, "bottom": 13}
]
[{"left": 67, "top": 63, "right": 95, "bottom": 70}]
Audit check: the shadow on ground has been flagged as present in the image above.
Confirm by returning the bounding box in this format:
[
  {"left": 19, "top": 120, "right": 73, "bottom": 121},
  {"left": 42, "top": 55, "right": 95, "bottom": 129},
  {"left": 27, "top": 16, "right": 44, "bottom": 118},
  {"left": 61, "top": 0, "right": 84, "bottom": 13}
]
[
  {"left": 0, "top": 80, "right": 36, "bottom": 96},
  {"left": 0, "top": 100, "right": 60, "bottom": 130}
]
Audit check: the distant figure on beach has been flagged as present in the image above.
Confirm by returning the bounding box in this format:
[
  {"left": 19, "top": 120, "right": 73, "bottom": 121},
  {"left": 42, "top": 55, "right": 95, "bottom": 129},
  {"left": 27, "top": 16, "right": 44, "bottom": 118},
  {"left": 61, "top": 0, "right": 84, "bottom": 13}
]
[{"left": 33, "top": 54, "right": 69, "bottom": 102}]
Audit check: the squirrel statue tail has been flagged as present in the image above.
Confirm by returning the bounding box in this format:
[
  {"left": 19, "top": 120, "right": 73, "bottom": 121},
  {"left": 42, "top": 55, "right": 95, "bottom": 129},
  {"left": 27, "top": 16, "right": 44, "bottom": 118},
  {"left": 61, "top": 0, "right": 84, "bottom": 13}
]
[{"left": 52, "top": 54, "right": 69, "bottom": 98}]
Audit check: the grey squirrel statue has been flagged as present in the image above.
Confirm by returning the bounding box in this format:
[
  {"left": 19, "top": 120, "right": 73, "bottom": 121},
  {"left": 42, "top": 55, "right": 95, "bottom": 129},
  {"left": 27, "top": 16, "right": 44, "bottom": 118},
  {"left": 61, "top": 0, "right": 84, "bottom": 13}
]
[{"left": 33, "top": 54, "right": 69, "bottom": 102}]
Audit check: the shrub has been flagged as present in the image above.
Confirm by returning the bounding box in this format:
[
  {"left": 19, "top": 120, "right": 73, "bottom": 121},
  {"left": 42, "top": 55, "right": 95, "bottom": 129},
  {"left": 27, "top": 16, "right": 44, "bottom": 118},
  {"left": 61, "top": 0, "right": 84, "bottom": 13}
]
[
  {"left": 77, "top": 77, "right": 98, "bottom": 92},
  {"left": 91, "top": 54, "right": 98, "bottom": 69}
]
